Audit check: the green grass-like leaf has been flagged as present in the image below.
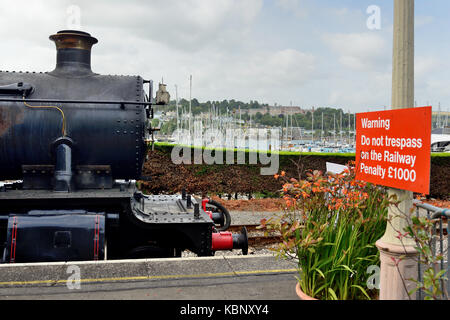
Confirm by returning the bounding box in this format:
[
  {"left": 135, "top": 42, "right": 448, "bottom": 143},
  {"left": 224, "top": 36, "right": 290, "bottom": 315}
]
[{"left": 328, "top": 288, "right": 339, "bottom": 300}]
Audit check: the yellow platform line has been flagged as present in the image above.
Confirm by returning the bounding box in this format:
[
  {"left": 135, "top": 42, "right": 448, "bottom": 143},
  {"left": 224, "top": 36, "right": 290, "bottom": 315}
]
[{"left": 0, "top": 268, "right": 297, "bottom": 287}]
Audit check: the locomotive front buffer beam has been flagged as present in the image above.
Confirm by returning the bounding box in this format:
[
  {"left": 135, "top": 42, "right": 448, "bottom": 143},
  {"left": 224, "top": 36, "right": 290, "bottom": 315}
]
[{"left": 130, "top": 191, "right": 248, "bottom": 257}]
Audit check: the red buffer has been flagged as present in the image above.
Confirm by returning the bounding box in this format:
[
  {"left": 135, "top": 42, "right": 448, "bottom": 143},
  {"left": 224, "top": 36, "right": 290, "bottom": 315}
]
[{"left": 211, "top": 227, "right": 248, "bottom": 255}]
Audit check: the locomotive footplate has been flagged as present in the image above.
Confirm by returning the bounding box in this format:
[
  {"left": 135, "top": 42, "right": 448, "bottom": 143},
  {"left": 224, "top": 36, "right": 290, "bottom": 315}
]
[{"left": 133, "top": 194, "right": 213, "bottom": 225}]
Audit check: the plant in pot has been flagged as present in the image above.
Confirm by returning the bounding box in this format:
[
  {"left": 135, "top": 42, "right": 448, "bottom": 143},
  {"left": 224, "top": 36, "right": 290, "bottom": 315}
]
[{"left": 260, "top": 162, "right": 389, "bottom": 300}]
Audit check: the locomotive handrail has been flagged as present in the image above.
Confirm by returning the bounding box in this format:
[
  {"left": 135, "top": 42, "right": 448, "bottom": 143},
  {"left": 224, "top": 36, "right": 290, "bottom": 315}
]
[{"left": 0, "top": 98, "right": 153, "bottom": 106}]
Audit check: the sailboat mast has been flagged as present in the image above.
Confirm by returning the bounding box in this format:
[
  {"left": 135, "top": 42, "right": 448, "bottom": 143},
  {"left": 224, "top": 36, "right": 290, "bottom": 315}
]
[
  {"left": 348, "top": 111, "right": 350, "bottom": 144},
  {"left": 321, "top": 112, "right": 323, "bottom": 142},
  {"left": 189, "top": 75, "right": 192, "bottom": 138},
  {"left": 290, "top": 113, "right": 293, "bottom": 141},
  {"left": 438, "top": 102, "right": 441, "bottom": 128},
  {"left": 285, "top": 109, "right": 288, "bottom": 143},
  {"left": 239, "top": 106, "right": 241, "bottom": 128},
  {"left": 446, "top": 107, "right": 449, "bottom": 127},
  {"left": 334, "top": 113, "right": 336, "bottom": 145},
  {"left": 175, "top": 84, "right": 179, "bottom": 141}
]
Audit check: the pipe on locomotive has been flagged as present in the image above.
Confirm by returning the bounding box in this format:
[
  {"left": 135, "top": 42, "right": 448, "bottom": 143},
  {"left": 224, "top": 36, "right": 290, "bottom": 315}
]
[
  {"left": 52, "top": 137, "right": 74, "bottom": 192},
  {"left": 201, "top": 198, "right": 231, "bottom": 231},
  {"left": 22, "top": 95, "right": 71, "bottom": 192}
]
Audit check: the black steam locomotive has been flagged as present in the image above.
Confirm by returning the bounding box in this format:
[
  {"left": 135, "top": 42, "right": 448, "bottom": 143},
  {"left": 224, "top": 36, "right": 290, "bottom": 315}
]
[{"left": 0, "top": 30, "right": 247, "bottom": 263}]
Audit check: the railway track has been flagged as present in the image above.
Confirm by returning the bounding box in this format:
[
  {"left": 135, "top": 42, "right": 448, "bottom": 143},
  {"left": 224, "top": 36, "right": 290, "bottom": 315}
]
[
  {"left": 228, "top": 224, "right": 261, "bottom": 233},
  {"left": 228, "top": 224, "right": 282, "bottom": 247},
  {"left": 247, "top": 235, "right": 282, "bottom": 247}
]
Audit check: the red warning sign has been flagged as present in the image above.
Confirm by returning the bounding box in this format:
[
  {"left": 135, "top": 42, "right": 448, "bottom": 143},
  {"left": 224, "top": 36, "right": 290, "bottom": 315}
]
[{"left": 355, "top": 106, "right": 431, "bottom": 194}]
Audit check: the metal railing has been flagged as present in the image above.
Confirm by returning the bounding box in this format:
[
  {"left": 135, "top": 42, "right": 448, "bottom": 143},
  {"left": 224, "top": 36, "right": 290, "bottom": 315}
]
[{"left": 413, "top": 200, "right": 449, "bottom": 300}]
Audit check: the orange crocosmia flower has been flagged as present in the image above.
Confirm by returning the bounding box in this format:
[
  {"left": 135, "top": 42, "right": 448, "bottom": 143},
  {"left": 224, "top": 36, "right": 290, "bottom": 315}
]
[
  {"left": 302, "top": 182, "right": 311, "bottom": 188},
  {"left": 274, "top": 174, "right": 279, "bottom": 180}
]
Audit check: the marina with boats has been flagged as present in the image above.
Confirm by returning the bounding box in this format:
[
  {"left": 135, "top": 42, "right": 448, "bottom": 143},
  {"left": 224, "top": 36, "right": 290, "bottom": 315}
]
[{"left": 153, "top": 100, "right": 449, "bottom": 154}]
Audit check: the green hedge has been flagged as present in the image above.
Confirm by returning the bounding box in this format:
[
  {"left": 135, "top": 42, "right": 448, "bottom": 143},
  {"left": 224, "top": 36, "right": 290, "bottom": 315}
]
[
  {"left": 152, "top": 142, "right": 449, "bottom": 158},
  {"left": 141, "top": 143, "right": 449, "bottom": 199}
]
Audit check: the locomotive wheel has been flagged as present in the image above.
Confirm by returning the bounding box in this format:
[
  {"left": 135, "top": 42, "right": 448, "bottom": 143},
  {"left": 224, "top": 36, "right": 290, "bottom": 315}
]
[{"left": 206, "top": 199, "right": 231, "bottom": 231}]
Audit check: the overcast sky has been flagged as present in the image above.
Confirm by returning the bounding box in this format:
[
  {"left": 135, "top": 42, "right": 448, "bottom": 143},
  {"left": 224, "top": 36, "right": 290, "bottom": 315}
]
[{"left": 0, "top": 0, "right": 449, "bottom": 113}]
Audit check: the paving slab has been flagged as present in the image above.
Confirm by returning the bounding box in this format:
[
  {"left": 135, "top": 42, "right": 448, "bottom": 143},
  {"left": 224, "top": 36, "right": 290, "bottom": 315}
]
[
  {"left": 0, "top": 273, "right": 299, "bottom": 300},
  {"left": 0, "top": 255, "right": 299, "bottom": 300}
]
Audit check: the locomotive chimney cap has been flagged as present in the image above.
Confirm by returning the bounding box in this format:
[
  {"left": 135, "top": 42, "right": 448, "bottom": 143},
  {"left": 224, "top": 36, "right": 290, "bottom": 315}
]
[
  {"left": 49, "top": 30, "right": 98, "bottom": 51},
  {"left": 49, "top": 30, "right": 98, "bottom": 77}
]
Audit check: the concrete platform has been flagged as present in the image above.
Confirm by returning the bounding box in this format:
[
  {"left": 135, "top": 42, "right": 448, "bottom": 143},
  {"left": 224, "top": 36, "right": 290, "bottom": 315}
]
[{"left": 0, "top": 255, "right": 299, "bottom": 300}]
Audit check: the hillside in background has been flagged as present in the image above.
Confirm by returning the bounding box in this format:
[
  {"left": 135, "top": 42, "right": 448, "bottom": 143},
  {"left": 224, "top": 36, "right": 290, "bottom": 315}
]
[{"left": 154, "top": 98, "right": 356, "bottom": 135}]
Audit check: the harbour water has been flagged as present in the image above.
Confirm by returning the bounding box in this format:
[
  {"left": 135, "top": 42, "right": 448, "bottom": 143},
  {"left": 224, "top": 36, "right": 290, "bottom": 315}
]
[{"left": 163, "top": 127, "right": 356, "bottom": 153}]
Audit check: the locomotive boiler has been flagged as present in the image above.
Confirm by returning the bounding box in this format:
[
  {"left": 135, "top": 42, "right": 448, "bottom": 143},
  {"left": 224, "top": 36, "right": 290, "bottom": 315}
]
[{"left": 0, "top": 30, "right": 247, "bottom": 263}]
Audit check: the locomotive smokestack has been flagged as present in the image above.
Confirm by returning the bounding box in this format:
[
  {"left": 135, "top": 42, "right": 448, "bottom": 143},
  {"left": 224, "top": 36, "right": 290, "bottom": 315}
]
[{"left": 49, "top": 30, "right": 98, "bottom": 76}]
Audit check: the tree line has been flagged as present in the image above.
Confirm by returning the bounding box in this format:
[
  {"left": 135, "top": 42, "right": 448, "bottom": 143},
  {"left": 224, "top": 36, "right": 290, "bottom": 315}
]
[{"left": 154, "top": 99, "right": 356, "bottom": 135}]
